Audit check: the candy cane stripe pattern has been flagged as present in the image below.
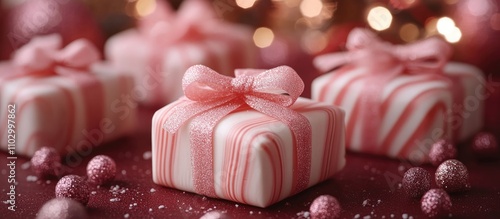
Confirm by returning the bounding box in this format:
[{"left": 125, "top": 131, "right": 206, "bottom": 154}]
[
  {"left": 0, "top": 35, "right": 137, "bottom": 157},
  {"left": 152, "top": 65, "right": 345, "bottom": 208},
  {"left": 312, "top": 28, "right": 484, "bottom": 162}
]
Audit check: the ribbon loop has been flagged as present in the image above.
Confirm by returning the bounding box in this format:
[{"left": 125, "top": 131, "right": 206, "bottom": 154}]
[
  {"left": 314, "top": 28, "right": 452, "bottom": 75},
  {"left": 11, "top": 34, "right": 100, "bottom": 77}
]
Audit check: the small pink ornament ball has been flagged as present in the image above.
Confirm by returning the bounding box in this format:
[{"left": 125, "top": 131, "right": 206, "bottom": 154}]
[
  {"left": 402, "top": 167, "right": 431, "bottom": 198},
  {"left": 31, "top": 146, "right": 62, "bottom": 177},
  {"left": 86, "top": 155, "right": 117, "bottom": 185},
  {"left": 429, "top": 139, "right": 457, "bottom": 167},
  {"left": 55, "top": 175, "right": 90, "bottom": 205},
  {"left": 471, "top": 132, "right": 499, "bottom": 159},
  {"left": 309, "top": 195, "right": 341, "bottom": 219},
  {"left": 421, "top": 189, "right": 452, "bottom": 219},
  {"left": 435, "top": 159, "right": 471, "bottom": 193},
  {"left": 36, "top": 198, "right": 87, "bottom": 219}
]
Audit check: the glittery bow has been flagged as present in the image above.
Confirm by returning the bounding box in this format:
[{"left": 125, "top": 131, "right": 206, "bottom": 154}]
[
  {"left": 12, "top": 34, "right": 100, "bottom": 77},
  {"left": 163, "top": 65, "right": 312, "bottom": 197},
  {"left": 314, "top": 28, "right": 452, "bottom": 74},
  {"left": 139, "top": 0, "right": 219, "bottom": 45},
  {"left": 313, "top": 28, "right": 453, "bottom": 151}
]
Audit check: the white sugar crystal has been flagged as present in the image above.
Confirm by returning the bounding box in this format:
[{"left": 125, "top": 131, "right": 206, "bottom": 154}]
[
  {"left": 26, "top": 175, "right": 38, "bottom": 182},
  {"left": 143, "top": 151, "right": 152, "bottom": 160},
  {"left": 158, "top": 205, "right": 165, "bottom": 209},
  {"left": 110, "top": 198, "right": 121, "bottom": 202},
  {"left": 150, "top": 188, "right": 156, "bottom": 193}
]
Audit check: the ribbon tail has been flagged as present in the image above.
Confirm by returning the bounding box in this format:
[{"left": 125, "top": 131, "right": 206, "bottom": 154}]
[
  {"left": 189, "top": 100, "right": 242, "bottom": 197},
  {"left": 246, "top": 97, "right": 312, "bottom": 193},
  {"left": 313, "top": 52, "right": 351, "bottom": 73}
]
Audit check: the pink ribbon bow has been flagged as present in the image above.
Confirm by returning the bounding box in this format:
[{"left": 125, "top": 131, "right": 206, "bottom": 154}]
[
  {"left": 139, "top": 0, "right": 219, "bottom": 45},
  {"left": 163, "top": 65, "right": 312, "bottom": 198},
  {"left": 313, "top": 28, "right": 453, "bottom": 151},
  {"left": 314, "top": 28, "right": 452, "bottom": 74},
  {"left": 12, "top": 34, "right": 100, "bottom": 77}
]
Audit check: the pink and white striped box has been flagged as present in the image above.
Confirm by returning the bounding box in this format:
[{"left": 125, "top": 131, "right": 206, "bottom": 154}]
[
  {"left": 0, "top": 35, "right": 137, "bottom": 158},
  {"left": 152, "top": 65, "right": 345, "bottom": 207},
  {"left": 312, "top": 28, "right": 484, "bottom": 162},
  {"left": 105, "top": 0, "right": 257, "bottom": 107}
]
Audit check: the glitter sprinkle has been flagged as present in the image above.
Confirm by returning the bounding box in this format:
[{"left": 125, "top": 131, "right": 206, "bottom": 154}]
[
  {"left": 150, "top": 188, "right": 156, "bottom": 193},
  {"left": 143, "top": 151, "right": 153, "bottom": 160},
  {"left": 309, "top": 195, "right": 341, "bottom": 219},
  {"left": 158, "top": 205, "right": 165, "bottom": 209},
  {"left": 26, "top": 175, "right": 38, "bottom": 182},
  {"left": 124, "top": 213, "right": 129, "bottom": 218}
]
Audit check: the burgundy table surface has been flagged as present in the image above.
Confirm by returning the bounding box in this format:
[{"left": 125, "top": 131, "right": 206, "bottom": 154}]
[{"left": 1, "top": 108, "right": 500, "bottom": 219}]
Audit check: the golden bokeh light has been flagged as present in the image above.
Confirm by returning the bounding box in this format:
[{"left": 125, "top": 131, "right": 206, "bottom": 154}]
[
  {"left": 300, "top": 0, "right": 323, "bottom": 18},
  {"left": 135, "top": 0, "right": 156, "bottom": 17},
  {"left": 399, "top": 23, "right": 419, "bottom": 42},
  {"left": 253, "top": 27, "right": 275, "bottom": 48},
  {"left": 236, "top": 0, "right": 257, "bottom": 9},
  {"left": 367, "top": 6, "right": 393, "bottom": 31},
  {"left": 301, "top": 30, "right": 328, "bottom": 54}
]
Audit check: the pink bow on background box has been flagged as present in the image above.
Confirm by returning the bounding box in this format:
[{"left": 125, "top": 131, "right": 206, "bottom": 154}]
[
  {"left": 2, "top": 34, "right": 100, "bottom": 79},
  {"left": 0, "top": 35, "right": 136, "bottom": 157},
  {"left": 105, "top": 0, "right": 257, "bottom": 107},
  {"left": 312, "top": 28, "right": 484, "bottom": 161}
]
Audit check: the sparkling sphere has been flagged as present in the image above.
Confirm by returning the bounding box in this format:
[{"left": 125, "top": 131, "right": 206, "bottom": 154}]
[
  {"left": 435, "top": 159, "right": 470, "bottom": 193},
  {"left": 55, "top": 175, "right": 90, "bottom": 205},
  {"left": 31, "top": 146, "right": 62, "bottom": 177},
  {"left": 309, "top": 195, "right": 341, "bottom": 219},
  {"left": 36, "top": 198, "right": 87, "bottom": 219},
  {"left": 421, "top": 189, "right": 452, "bottom": 219},
  {"left": 429, "top": 139, "right": 457, "bottom": 166},
  {"left": 471, "top": 132, "right": 499, "bottom": 159},
  {"left": 402, "top": 167, "right": 431, "bottom": 198},
  {"left": 86, "top": 155, "right": 117, "bottom": 185}
]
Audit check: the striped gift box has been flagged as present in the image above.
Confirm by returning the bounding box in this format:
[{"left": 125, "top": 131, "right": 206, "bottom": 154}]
[
  {"left": 105, "top": 0, "right": 257, "bottom": 107},
  {"left": 152, "top": 97, "right": 345, "bottom": 208},
  {"left": 312, "top": 62, "right": 484, "bottom": 162},
  {"left": 0, "top": 35, "right": 137, "bottom": 158}
]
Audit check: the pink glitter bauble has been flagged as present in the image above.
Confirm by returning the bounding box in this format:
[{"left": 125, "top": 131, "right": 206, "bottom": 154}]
[
  {"left": 402, "top": 167, "right": 431, "bottom": 198},
  {"left": 435, "top": 159, "right": 471, "bottom": 193},
  {"left": 471, "top": 132, "right": 499, "bottom": 159},
  {"left": 55, "top": 175, "right": 90, "bottom": 205},
  {"left": 309, "top": 195, "right": 341, "bottom": 219},
  {"left": 36, "top": 198, "right": 87, "bottom": 219},
  {"left": 31, "top": 146, "right": 62, "bottom": 177},
  {"left": 421, "top": 189, "right": 452, "bottom": 218},
  {"left": 429, "top": 139, "right": 457, "bottom": 166},
  {"left": 86, "top": 155, "right": 117, "bottom": 185}
]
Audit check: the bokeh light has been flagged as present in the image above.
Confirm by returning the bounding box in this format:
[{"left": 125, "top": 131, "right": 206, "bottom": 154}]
[
  {"left": 367, "top": 6, "right": 393, "bottom": 31},
  {"left": 253, "top": 27, "right": 275, "bottom": 48},
  {"left": 399, "top": 23, "right": 419, "bottom": 42},
  {"left": 236, "top": 0, "right": 257, "bottom": 9},
  {"left": 301, "top": 30, "right": 328, "bottom": 54},
  {"left": 135, "top": 0, "right": 156, "bottom": 17},
  {"left": 300, "top": 0, "right": 323, "bottom": 18},
  {"left": 436, "top": 16, "right": 461, "bottom": 43}
]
